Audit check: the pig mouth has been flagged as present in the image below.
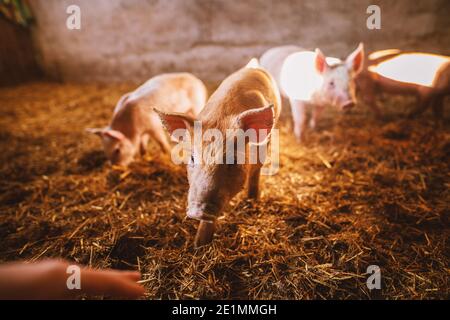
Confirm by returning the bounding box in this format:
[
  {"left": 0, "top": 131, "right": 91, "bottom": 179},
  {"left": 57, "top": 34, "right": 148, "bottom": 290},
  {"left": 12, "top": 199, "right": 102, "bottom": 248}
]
[{"left": 187, "top": 205, "right": 219, "bottom": 221}]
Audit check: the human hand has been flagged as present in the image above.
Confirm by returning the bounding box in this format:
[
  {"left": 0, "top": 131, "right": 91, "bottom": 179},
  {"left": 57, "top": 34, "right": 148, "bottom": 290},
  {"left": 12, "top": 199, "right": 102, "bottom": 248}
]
[{"left": 0, "top": 259, "right": 145, "bottom": 300}]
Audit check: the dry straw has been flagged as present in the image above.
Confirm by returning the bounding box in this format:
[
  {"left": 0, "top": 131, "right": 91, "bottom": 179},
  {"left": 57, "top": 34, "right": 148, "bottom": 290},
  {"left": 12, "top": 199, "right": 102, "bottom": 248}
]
[{"left": 0, "top": 83, "right": 448, "bottom": 299}]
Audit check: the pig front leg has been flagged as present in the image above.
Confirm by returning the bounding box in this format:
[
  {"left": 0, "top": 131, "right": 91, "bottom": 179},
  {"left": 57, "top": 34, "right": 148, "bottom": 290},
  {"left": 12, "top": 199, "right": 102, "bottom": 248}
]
[
  {"left": 148, "top": 113, "right": 172, "bottom": 154},
  {"left": 408, "top": 93, "right": 434, "bottom": 118},
  {"left": 290, "top": 99, "right": 307, "bottom": 142},
  {"left": 310, "top": 105, "right": 324, "bottom": 129},
  {"left": 194, "top": 221, "right": 216, "bottom": 248},
  {"left": 247, "top": 167, "right": 261, "bottom": 200},
  {"left": 152, "top": 129, "right": 172, "bottom": 154},
  {"left": 139, "top": 134, "right": 150, "bottom": 156},
  {"left": 432, "top": 95, "right": 445, "bottom": 122}
]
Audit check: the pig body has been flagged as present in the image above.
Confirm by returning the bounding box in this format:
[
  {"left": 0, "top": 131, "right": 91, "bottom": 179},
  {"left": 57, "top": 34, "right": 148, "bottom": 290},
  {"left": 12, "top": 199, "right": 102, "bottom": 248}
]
[
  {"left": 356, "top": 51, "right": 450, "bottom": 118},
  {"left": 261, "top": 44, "right": 364, "bottom": 142},
  {"left": 260, "top": 45, "right": 303, "bottom": 95},
  {"left": 157, "top": 64, "right": 281, "bottom": 247},
  {"left": 87, "top": 73, "right": 207, "bottom": 166},
  {"left": 355, "top": 49, "right": 404, "bottom": 117}
]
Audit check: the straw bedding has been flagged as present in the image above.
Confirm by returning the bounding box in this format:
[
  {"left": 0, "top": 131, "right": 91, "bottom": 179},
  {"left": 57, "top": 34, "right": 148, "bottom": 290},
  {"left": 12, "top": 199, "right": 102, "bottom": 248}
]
[{"left": 0, "top": 82, "right": 448, "bottom": 299}]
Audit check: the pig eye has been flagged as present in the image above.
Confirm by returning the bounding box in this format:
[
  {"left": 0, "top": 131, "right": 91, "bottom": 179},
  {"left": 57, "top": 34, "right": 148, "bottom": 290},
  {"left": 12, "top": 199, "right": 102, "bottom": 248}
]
[{"left": 329, "top": 80, "right": 335, "bottom": 88}]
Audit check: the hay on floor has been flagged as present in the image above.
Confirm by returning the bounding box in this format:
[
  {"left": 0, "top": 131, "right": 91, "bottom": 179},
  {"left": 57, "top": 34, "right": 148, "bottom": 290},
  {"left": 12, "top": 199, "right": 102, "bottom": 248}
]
[{"left": 0, "top": 82, "right": 448, "bottom": 299}]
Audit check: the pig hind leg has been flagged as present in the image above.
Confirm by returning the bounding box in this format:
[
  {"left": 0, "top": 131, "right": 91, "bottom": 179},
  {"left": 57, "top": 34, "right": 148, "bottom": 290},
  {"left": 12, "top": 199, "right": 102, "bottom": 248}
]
[
  {"left": 290, "top": 99, "right": 308, "bottom": 142},
  {"left": 408, "top": 93, "right": 434, "bottom": 118}
]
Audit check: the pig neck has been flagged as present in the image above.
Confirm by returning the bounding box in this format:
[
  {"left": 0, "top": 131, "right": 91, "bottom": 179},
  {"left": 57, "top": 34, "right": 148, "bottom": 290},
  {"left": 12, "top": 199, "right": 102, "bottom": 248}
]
[{"left": 110, "top": 101, "right": 144, "bottom": 144}]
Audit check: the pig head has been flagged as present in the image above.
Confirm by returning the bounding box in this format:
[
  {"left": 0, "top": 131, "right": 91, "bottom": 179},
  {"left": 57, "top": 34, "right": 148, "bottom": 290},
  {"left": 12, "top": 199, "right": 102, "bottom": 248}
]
[
  {"left": 86, "top": 127, "right": 137, "bottom": 166},
  {"left": 314, "top": 43, "right": 365, "bottom": 111},
  {"left": 156, "top": 104, "right": 276, "bottom": 222}
]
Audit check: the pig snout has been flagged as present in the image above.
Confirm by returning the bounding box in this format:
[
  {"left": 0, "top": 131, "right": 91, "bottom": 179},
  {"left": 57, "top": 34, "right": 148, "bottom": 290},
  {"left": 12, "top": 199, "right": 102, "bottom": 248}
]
[
  {"left": 335, "top": 90, "right": 356, "bottom": 112},
  {"left": 187, "top": 202, "right": 218, "bottom": 221},
  {"left": 103, "top": 139, "right": 136, "bottom": 167}
]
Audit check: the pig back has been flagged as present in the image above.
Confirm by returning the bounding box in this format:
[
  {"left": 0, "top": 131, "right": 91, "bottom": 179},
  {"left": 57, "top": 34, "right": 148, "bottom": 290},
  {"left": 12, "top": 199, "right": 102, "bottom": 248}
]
[
  {"left": 199, "top": 67, "right": 281, "bottom": 128},
  {"left": 129, "top": 73, "right": 207, "bottom": 115},
  {"left": 111, "top": 73, "right": 207, "bottom": 138}
]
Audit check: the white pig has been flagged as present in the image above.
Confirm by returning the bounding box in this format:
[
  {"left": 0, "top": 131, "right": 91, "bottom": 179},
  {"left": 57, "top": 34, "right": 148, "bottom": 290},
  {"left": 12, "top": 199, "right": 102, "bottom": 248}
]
[
  {"left": 261, "top": 44, "right": 364, "bottom": 142},
  {"left": 156, "top": 64, "right": 281, "bottom": 247},
  {"left": 358, "top": 51, "right": 450, "bottom": 118},
  {"left": 87, "top": 73, "right": 207, "bottom": 166}
]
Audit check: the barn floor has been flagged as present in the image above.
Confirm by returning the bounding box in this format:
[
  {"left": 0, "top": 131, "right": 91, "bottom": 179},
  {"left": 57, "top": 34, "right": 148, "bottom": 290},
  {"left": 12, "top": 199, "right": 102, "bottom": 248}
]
[{"left": 0, "top": 82, "right": 448, "bottom": 299}]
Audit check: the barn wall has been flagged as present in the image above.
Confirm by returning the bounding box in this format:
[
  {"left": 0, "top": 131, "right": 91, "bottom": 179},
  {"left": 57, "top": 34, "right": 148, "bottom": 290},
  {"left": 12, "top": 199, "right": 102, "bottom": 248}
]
[
  {"left": 29, "top": 0, "right": 450, "bottom": 83},
  {"left": 0, "top": 16, "right": 41, "bottom": 86}
]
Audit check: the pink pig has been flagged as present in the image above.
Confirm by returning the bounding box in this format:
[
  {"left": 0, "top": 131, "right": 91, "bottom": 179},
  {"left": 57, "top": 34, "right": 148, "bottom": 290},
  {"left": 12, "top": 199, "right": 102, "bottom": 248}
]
[
  {"left": 156, "top": 63, "right": 281, "bottom": 247},
  {"left": 261, "top": 44, "right": 364, "bottom": 142},
  {"left": 87, "top": 73, "right": 207, "bottom": 166},
  {"left": 356, "top": 50, "right": 450, "bottom": 118}
]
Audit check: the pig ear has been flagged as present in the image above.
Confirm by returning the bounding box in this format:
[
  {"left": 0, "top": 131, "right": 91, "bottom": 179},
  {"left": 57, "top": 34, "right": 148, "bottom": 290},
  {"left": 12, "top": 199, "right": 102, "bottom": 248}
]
[
  {"left": 315, "top": 48, "right": 329, "bottom": 74},
  {"left": 86, "top": 128, "right": 125, "bottom": 141},
  {"left": 86, "top": 128, "right": 104, "bottom": 137},
  {"left": 346, "top": 43, "right": 365, "bottom": 75},
  {"left": 103, "top": 129, "right": 126, "bottom": 141},
  {"left": 237, "top": 104, "right": 275, "bottom": 144},
  {"left": 154, "top": 108, "right": 195, "bottom": 140}
]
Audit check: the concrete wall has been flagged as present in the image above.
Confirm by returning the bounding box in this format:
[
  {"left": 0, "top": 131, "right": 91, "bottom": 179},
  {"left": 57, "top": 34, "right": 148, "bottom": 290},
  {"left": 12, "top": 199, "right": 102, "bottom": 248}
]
[
  {"left": 29, "top": 0, "right": 450, "bottom": 83},
  {"left": 0, "top": 16, "right": 41, "bottom": 86}
]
